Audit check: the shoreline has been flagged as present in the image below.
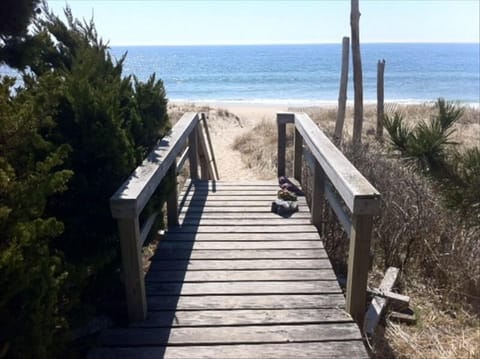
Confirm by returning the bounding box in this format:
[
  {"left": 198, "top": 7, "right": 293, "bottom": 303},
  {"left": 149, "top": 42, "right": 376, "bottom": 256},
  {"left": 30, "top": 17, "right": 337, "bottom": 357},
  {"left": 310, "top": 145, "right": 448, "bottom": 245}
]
[{"left": 171, "top": 99, "right": 480, "bottom": 109}]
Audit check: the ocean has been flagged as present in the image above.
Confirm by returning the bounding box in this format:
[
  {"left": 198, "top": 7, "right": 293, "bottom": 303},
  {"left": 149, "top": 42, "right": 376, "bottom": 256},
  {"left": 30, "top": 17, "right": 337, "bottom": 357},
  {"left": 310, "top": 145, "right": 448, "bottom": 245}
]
[
  {"left": 2, "top": 43, "right": 479, "bottom": 106},
  {"left": 109, "top": 43, "right": 479, "bottom": 106}
]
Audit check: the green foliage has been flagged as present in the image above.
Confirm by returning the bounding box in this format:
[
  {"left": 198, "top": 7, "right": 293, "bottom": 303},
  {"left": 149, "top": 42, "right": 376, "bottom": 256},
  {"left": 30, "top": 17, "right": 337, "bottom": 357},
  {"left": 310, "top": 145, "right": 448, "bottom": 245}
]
[
  {"left": 0, "top": 4, "right": 171, "bottom": 357},
  {"left": 0, "top": 76, "right": 72, "bottom": 358},
  {"left": 384, "top": 98, "right": 479, "bottom": 223}
]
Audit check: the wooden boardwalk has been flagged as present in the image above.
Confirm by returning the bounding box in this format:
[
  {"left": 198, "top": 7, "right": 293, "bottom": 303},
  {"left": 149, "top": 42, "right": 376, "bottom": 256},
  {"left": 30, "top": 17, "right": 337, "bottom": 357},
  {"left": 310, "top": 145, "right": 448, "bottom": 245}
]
[{"left": 90, "top": 180, "right": 368, "bottom": 358}]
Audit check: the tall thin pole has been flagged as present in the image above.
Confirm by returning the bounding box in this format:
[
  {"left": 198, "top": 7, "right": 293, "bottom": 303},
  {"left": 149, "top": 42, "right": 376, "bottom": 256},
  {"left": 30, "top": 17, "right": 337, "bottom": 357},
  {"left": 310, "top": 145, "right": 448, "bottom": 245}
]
[
  {"left": 334, "top": 36, "right": 350, "bottom": 145},
  {"left": 351, "top": 0, "right": 364, "bottom": 145}
]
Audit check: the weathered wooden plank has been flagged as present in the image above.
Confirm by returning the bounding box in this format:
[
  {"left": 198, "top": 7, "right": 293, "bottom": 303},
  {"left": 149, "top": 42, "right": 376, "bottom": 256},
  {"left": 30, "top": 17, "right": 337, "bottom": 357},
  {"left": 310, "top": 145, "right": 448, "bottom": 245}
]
[
  {"left": 130, "top": 308, "right": 352, "bottom": 328},
  {"left": 294, "top": 113, "right": 380, "bottom": 215},
  {"left": 180, "top": 206, "right": 310, "bottom": 213},
  {"left": 365, "top": 267, "right": 400, "bottom": 335},
  {"left": 99, "top": 323, "right": 362, "bottom": 346},
  {"left": 148, "top": 259, "right": 334, "bottom": 271},
  {"left": 179, "top": 198, "right": 308, "bottom": 206},
  {"left": 145, "top": 281, "right": 342, "bottom": 295},
  {"left": 147, "top": 294, "right": 347, "bottom": 311},
  {"left": 89, "top": 341, "right": 369, "bottom": 359},
  {"left": 145, "top": 269, "right": 336, "bottom": 282},
  {"left": 167, "top": 225, "right": 317, "bottom": 233},
  {"left": 151, "top": 249, "right": 328, "bottom": 260},
  {"left": 180, "top": 190, "right": 280, "bottom": 196},
  {"left": 163, "top": 232, "right": 321, "bottom": 241},
  {"left": 157, "top": 240, "right": 323, "bottom": 250},
  {"left": 185, "top": 180, "right": 278, "bottom": 187},
  {"left": 111, "top": 112, "right": 199, "bottom": 218},
  {"left": 179, "top": 212, "right": 312, "bottom": 219},
  {"left": 179, "top": 218, "right": 313, "bottom": 226}
]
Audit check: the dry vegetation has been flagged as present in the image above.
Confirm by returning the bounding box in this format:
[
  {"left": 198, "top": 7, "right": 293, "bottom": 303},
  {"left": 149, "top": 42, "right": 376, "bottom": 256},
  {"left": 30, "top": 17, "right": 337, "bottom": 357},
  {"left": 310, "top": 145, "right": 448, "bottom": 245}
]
[{"left": 229, "top": 103, "right": 480, "bottom": 359}]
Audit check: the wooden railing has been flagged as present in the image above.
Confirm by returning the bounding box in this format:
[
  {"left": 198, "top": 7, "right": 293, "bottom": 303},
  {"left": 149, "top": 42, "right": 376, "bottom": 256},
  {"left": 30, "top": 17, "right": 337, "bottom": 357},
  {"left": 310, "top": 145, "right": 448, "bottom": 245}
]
[
  {"left": 277, "top": 112, "right": 381, "bottom": 324},
  {"left": 110, "top": 112, "right": 217, "bottom": 322}
]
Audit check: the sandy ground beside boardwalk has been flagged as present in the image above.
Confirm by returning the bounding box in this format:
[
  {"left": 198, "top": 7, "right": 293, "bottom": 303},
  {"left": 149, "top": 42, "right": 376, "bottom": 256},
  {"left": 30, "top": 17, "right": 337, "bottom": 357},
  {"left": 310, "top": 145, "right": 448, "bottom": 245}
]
[
  {"left": 170, "top": 101, "right": 289, "bottom": 180},
  {"left": 169, "top": 101, "right": 480, "bottom": 181}
]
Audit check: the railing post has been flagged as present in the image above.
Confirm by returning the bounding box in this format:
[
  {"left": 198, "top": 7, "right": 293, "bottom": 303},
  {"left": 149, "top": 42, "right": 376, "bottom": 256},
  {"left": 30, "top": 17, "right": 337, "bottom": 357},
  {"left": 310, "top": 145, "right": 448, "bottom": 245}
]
[
  {"left": 167, "top": 160, "right": 179, "bottom": 226},
  {"left": 346, "top": 214, "right": 373, "bottom": 325},
  {"left": 197, "top": 126, "right": 209, "bottom": 180},
  {"left": 277, "top": 118, "right": 286, "bottom": 177},
  {"left": 188, "top": 125, "right": 199, "bottom": 180},
  {"left": 294, "top": 128, "right": 303, "bottom": 182},
  {"left": 311, "top": 161, "right": 325, "bottom": 231},
  {"left": 117, "top": 217, "right": 147, "bottom": 322}
]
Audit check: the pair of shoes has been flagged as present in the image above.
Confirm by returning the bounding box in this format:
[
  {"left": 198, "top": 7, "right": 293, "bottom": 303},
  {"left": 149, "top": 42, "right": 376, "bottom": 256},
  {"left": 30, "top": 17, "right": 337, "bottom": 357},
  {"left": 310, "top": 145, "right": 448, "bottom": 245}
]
[
  {"left": 278, "top": 188, "right": 297, "bottom": 201},
  {"left": 271, "top": 198, "right": 298, "bottom": 216},
  {"left": 279, "top": 176, "right": 303, "bottom": 195}
]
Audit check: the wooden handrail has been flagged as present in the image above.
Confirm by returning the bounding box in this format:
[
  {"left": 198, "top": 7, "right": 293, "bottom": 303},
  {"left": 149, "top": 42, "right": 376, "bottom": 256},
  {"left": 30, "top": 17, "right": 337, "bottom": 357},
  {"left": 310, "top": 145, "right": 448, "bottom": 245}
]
[
  {"left": 277, "top": 112, "right": 381, "bottom": 326},
  {"left": 110, "top": 112, "right": 218, "bottom": 322}
]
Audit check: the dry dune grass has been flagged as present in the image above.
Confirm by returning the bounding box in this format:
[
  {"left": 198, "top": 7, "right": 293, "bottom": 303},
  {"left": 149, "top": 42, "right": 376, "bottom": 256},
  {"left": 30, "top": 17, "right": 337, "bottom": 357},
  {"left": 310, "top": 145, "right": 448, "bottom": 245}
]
[
  {"left": 167, "top": 101, "right": 479, "bottom": 359},
  {"left": 228, "top": 102, "right": 480, "bottom": 359}
]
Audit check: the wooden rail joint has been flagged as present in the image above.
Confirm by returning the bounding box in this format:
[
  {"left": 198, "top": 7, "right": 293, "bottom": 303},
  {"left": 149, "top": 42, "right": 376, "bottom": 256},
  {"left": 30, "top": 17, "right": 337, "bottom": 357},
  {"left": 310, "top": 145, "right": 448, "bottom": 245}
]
[{"left": 276, "top": 112, "right": 381, "bottom": 325}]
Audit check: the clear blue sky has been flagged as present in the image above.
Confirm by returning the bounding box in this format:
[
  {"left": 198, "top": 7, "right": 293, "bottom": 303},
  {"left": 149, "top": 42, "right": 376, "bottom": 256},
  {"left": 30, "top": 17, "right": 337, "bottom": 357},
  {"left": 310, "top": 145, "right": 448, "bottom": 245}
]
[{"left": 48, "top": 0, "right": 480, "bottom": 45}]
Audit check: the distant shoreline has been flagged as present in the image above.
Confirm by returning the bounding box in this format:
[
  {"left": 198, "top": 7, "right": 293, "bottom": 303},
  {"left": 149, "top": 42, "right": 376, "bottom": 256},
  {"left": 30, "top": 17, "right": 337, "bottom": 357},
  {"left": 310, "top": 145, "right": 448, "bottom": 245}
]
[{"left": 171, "top": 99, "right": 480, "bottom": 109}]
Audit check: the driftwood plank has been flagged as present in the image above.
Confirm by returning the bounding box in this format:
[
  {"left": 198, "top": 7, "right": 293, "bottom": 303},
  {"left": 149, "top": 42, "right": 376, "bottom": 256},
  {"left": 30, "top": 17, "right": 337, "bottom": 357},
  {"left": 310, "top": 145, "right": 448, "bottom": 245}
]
[
  {"left": 145, "top": 269, "right": 336, "bottom": 282},
  {"left": 147, "top": 294, "right": 347, "bottom": 311},
  {"left": 145, "top": 281, "right": 342, "bottom": 295},
  {"left": 365, "top": 267, "right": 399, "bottom": 335},
  {"left": 130, "top": 308, "right": 352, "bottom": 328},
  {"left": 151, "top": 249, "right": 328, "bottom": 260},
  {"left": 99, "top": 323, "right": 362, "bottom": 346},
  {"left": 148, "top": 259, "right": 334, "bottom": 271},
  {"left": 89, "top": 341, "right": 368, "bottom": 359}
]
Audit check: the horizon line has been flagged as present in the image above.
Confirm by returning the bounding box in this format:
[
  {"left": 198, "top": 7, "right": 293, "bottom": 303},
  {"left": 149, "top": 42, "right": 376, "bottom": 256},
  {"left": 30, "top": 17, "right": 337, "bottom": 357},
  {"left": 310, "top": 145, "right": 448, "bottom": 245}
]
[{"left": 109, "top": 41, "right": 480, "bottom": 47}]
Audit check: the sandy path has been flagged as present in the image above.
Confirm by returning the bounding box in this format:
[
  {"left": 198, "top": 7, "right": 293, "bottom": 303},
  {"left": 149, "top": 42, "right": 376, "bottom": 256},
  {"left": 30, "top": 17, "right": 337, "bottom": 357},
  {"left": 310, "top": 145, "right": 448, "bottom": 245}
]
[{"left": 173, "top": 102, "right": 288, "bottom": 181}]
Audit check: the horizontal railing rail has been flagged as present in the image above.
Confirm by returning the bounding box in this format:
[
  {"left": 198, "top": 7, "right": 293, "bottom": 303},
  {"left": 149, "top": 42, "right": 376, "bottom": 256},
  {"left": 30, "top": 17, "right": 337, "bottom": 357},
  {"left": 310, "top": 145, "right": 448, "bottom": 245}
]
[
  {"left": 110, "top": 112, "right": 217, "bottom": 322},
  {"left": 277, "top": 112, "right": 380, "bottom": 325}
]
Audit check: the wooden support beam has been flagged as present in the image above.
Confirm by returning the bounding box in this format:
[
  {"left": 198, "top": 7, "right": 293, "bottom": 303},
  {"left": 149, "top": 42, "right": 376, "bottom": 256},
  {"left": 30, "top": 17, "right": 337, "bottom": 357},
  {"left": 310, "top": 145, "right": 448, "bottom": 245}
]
[
  {"left": 311, "top": 161, "right": 325, "bottom": 231},
  {"left": 346, "top": 214, "right": 373, "bottom": 325},
  {"left": 167, "top": 161, "right": 179, "bottom": 227},
  {"left": 277, "top": 119, "right": 286, "bottom": 177},
  {"left": 376, "top": 59, "right": 386, "bottom": 139},
  {"left": 294, "top": 128, "right": 303, "bottom": 182},
  {"left": 351, "top": 0, "right": 364, "bottom": 145},
  {"left": 334, "top": 36, "right": 350, "bottom": 145},
  {"left": 188, "top": 127, "right": 199, "bottom": 180},
  {"left": 117, "top": 217, "right": 147, "bottom": 322}
]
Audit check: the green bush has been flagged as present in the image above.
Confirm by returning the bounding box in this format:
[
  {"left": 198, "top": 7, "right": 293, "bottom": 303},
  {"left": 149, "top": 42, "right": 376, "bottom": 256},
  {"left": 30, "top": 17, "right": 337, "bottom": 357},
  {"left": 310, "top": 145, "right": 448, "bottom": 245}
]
[
  {"left": 0, "top": 76, "right": 72, "bottom": 358},
  {"left": 0, "top": 5, "right": 171, "bottom": 357}
]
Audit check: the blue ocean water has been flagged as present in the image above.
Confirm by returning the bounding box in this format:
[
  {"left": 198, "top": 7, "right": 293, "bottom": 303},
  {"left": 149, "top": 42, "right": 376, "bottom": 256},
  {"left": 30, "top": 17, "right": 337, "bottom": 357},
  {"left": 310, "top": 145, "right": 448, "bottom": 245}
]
[
  {"left": 109, "top": 43, "right": 479, "bottom": 105},
  {"left": 1, "top": 43, "right": 478, "bottom": 105}
]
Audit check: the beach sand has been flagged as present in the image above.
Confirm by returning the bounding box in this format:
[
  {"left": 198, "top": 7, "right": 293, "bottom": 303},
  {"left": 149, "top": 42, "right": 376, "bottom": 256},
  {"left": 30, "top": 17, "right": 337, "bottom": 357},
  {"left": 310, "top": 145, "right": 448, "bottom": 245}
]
[{"left": 169, "top": 101, "right": 480, "bottom": 181}]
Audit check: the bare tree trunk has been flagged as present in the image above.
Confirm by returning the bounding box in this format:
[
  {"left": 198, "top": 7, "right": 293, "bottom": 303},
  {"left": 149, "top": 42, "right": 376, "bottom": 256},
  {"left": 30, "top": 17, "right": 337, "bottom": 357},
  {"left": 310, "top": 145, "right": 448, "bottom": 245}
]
[
  {"left": 334, "top": 36, "right": 350, "bottom": 146},
  {"left": 376, "top": 59, "right": 386, "bottom": 139},
  {"left": 351, "top": 0, "right": 364, "bottom": 145}
]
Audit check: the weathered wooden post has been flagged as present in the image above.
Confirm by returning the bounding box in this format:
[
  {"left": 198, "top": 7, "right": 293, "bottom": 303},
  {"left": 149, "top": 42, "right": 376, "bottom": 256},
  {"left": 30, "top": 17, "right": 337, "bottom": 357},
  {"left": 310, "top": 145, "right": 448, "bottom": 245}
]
[
  {"left": 351, "top": 0, "right": 364, "bottom": 145},
  {"left": 116, "top": 217, "right": 147, "bottom": 321},
  {"left": 188, "top": 121, "right": 199, "bottom": 180},
  {"left": 334, "top": 36, "right": 350, "bottom": 145},
  {"left": 293, "top": 128, "right": 303, "bottom": 182},
  {"left": 311, "top": 161, "right": 325, "bottom": 231},
  {"left": 376, "top": 59, "right": 386, "bottom": 139},
  {"left": 346, "top": 214, "right": 373, "bottom": 325},
  {"left": 167, "top": 160, "right": 179, "bottom": 226}
]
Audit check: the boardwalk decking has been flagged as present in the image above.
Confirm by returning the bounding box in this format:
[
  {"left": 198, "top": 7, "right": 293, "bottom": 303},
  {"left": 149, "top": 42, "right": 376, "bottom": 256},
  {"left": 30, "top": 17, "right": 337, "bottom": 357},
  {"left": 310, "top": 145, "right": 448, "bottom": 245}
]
[{"left": 90, "top": 180, "right": 368, "bottom": 358}]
